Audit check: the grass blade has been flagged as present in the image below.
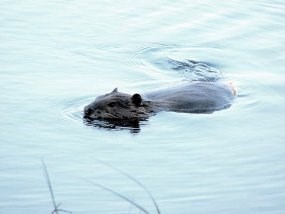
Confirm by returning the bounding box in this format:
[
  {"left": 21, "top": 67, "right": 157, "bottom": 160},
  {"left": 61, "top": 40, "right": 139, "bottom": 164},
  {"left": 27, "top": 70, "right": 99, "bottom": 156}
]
[
  {"left": 85, "top": 178, "right": 150, "bottom": 214},
  {"left": 42, "top": 160, "right": 58, "bottom": 214},
  {"left": 42, "top": 160, "right": 72, "bottom": 214},
  {"left": 96, "top": 160, "right": 161, "bottom": 214}
]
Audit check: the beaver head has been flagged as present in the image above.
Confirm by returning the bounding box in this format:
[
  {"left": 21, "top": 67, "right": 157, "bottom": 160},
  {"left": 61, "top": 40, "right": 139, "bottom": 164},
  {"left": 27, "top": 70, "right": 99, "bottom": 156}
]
[{"left": 84, "top": 88, "right": 157, "bottom": 121}]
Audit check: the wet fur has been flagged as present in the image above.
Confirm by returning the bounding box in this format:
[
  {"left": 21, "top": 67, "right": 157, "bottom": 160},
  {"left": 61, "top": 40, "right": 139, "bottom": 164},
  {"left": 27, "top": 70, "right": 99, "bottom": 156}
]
[
  {"left": 84, "top": 81, "right": 236, "bottom": 121},
  {"left": 84, "top": 89, "right": 159, "bottom": 120}
]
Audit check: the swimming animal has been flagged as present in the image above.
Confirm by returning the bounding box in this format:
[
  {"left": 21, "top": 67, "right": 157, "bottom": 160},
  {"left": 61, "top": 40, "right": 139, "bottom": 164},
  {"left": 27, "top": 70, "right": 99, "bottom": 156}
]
[{"left": 84, "top": 81, "right": 236, "bottom": 121}]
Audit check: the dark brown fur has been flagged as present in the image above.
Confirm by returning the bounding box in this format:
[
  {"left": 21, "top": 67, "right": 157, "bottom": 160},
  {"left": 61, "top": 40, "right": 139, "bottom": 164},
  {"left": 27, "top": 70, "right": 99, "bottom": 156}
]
[
  {"left": 84, "top": 88, "right": 160, "bottom": 120},
  {"left": 84, "top": 81, "right": 236, "bottom": 121}
]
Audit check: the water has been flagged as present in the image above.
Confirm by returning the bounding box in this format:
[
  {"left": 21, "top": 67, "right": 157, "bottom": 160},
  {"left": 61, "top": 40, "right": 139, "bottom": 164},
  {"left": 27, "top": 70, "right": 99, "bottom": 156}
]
[{"left": 1, "top": 0, "right": 285, "bottom": 213}]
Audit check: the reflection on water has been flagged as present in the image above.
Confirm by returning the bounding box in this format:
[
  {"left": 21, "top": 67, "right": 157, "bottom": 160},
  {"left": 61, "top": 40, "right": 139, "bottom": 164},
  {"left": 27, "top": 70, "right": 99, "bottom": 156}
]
[
  {"left": 163, "top": 58, "right": 222, "bottom": 81},
  {"left": 83, "top": 117, "right": 142, "bottom": 133},
  {"left": 0, "top": 0, "right": 285, "bottom": 213}
]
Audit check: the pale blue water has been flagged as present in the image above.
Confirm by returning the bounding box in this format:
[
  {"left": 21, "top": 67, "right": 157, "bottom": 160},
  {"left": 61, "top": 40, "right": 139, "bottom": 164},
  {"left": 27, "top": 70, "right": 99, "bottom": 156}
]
[{"left": 1, "top": 0, "right": 285, "bottom": 213}]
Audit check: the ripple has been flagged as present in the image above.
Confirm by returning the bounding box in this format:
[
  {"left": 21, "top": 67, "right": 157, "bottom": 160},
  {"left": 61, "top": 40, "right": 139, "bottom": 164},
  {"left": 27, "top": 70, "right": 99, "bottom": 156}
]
[
  {"left": 233, "top": 80, "right": 280, "bottom": 113},
  {"left": 128, "top": 43, "right": 227, "bottom": 82},
  {"left": 163, "top": 57, "right": 222, "bottom": 81},
  {"left": 52, "top": 96, "right": 93, "bottom": 125}
]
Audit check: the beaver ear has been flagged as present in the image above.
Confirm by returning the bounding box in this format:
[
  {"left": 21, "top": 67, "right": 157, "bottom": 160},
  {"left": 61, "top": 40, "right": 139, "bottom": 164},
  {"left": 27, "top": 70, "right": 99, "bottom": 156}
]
[
  {"left": 131, "top": 93, "right": 142, "bottom": 106},
  {"left": 111, "top": 88, "right": 118, "bottom": 93}
]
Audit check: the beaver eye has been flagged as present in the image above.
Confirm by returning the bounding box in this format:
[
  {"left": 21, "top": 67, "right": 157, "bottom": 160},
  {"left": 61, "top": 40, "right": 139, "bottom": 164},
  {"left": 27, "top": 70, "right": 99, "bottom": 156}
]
[{"left": 107, "top": 102, "right": 116, "bottom": 107}]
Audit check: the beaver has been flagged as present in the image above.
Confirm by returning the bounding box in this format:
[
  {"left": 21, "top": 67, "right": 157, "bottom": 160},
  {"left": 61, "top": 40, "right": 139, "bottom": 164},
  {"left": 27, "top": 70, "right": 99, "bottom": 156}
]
[{"left": 84, "top": 81, "right": 236, "bottom": 121}]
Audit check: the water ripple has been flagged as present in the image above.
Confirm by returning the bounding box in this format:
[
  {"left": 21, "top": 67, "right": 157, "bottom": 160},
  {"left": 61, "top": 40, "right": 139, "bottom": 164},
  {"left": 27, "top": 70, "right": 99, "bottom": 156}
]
[
  {"left": 234, "top": 80, "right": 280, "bottom": 113},
  {"left": 53, "top": 96, "right": 92, "bottom": 125},
  {"left": 129, "top": 43, "right": 224, "bottom": 82}
]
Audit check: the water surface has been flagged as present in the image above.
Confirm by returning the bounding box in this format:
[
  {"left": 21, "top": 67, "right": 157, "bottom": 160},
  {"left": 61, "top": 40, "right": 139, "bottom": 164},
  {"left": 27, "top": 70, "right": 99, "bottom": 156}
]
[{"left": 1, "top": 0, "right": 285, "bottom": 213}]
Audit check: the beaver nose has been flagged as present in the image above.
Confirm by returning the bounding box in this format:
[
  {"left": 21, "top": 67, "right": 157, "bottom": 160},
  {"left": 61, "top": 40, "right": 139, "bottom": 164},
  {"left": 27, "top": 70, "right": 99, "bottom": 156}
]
[{"left": 84, "top": 107, "right": 94, "bottom": 117}]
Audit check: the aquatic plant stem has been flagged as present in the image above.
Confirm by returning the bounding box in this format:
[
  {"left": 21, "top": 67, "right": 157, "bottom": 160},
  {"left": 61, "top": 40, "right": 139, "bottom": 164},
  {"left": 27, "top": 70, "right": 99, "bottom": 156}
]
[
  {"left": 42, "top": 160, "right": 58, "bottom": 214},
  {"left": 85, "top": 178, "right": 150, "bottom": 214},
  {"left": 95, "top": 159, "right": 161, "bottom": 214},
  {"left": 42, "top": 160, "right": 72, "bottom": 214}
]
